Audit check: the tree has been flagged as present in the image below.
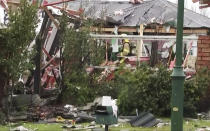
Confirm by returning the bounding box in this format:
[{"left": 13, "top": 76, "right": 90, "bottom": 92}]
[
  {"left": 0, "top": 0, "right": 38, "bottom": 101},
  {"left": 58, "top": 13, "right": 106, "bottom": 104}
]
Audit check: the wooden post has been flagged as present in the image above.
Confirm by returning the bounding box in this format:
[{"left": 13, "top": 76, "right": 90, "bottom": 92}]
[
  {"left": 106, "top": 41, "right": 108, "bottom": 63},
  {"left": 137, "top": 24, "right": 144, "bottom": 65}
]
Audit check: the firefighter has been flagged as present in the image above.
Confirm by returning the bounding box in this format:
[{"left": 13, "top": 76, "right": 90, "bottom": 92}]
[{"left": 119, "top": 38, "right": 130, "bottom": 63}]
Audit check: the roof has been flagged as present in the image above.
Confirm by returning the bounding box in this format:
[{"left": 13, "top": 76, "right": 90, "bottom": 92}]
[{"left": 66, "top": 0, "right": 210, "bottom": 28}]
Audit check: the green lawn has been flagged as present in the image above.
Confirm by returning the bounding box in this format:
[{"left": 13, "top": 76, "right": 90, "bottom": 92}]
[{"left": 0, "top": 119, "right": 210, "bottom": 131}]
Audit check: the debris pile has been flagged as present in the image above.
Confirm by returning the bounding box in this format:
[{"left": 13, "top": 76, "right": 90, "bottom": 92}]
[{"left": 130, "top": 112, "right": 159, "bottom": 127}]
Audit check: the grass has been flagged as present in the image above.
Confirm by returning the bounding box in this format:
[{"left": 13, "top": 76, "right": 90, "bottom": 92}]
[
  {"left": 0, "top": 119, "right": 210, "bottom": 131},
  {"left": 0, "top": 122, "right": 63, "bottom": 131}
]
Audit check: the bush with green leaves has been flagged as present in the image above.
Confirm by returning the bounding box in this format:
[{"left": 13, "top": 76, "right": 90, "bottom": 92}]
[
  {"left": 182, "top": 68, "right": 209, "bottom": 116},
  {"left": 116, "top": 65, "right": 210, "bottom": 117},
  {"left": 116, "top": 64, "right": 172, "bottom": 116},
  {"left": 58, "top": 15, "right": 107, "bottom": 105},
  {"left": 0, "top": 109, "right": 6, "bottom": 125},
  {"left": 0, "top": 0, "right": 37, "bottom": 88},
  {"left": 196, "top": 68, "right": 210, "bottom": 112}
]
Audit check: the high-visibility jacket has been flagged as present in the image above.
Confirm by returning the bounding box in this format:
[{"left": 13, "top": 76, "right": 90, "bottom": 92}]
[
  {"left": 120, "top": 42, "right": 130, "bottom": 63},
  {"left": 120, "top": 43, "right": 130, "bottom": 56}
]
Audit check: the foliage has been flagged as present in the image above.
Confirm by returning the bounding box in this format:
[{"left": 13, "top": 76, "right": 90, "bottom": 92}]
[
  {"left": 0, "top": 0, "right": 38, "bottom": 83},
  {"left": 0, "top": 110, "right": 6, "bottom": 125},
  {"left": 196, "top": 68, "right": 210, "bottom": 112},
  {"left": 59, "top": 14, "right": 106, "bottom": 105},
  {"left": 92, "top": 81, "right": 119, "bottom": 99},
  {"left": 116, "top": 64, "right": 172, "bottom": 116},
  {"left": 184, "top": 68, "right": 210, "bottom": 116},
  {"left": 184, "top": 79, "right": 200, "bottom": 117},
  {"left": 116, "top": 65, "right": 209, "bottom": 117}
]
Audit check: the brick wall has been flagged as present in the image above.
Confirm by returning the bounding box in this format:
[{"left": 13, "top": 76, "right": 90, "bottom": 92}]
[{"left": 197, "top": 36, "right": 210, "bottom": 70}]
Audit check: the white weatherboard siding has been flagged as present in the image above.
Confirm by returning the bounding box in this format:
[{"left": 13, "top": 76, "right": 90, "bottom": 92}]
[
  {"left": 0, "top": 7, "right": 4, "bottom": 24},
  {"left": 168, "top": 0, "right": 210, "bottom": 17}
]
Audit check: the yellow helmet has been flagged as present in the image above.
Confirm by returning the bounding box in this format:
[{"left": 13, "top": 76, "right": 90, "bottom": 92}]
[
  {"left": 121, "top": 34, "right": 129, "bottom": 43},
  {"left": 124, "top": 39, "right": 129, "bottom": 43}
]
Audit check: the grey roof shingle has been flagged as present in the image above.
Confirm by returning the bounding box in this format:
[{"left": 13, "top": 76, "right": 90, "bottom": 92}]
[{"left": 59, "top": 0, "right": 210, "bottom": 28}]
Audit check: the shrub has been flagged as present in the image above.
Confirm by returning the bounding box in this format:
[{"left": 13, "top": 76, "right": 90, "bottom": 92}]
[
  {"left": 0, "top": 109, "right": 6, "bottom": 125},
  {"left": 184, "top": 68, "right": 210, "bottom": 116},
  {"left": 184, "top": 79, "right": 200, "bottom": 117},
  {"left": 116, "top": 65, "right": 209, "bottom": 117},
  {"left": 196, "top": 68, "right": 210, "bottom": 112},
  {"left": 61, "top": 71, "right": 94, "bottom": 105},
  {"left": 116, "top": 64, "right": 172, "bottom": 116}
]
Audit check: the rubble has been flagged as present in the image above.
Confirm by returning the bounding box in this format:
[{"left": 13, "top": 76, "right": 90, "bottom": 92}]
[
  {"left": 197, "top": 112, "right": 210, "bottom": 120},
  {"left": 118, "top": 116, "right": 137, "bottom": 123},
  {"left": 9, "top": 114, "right": 28, "bottom": 122},
  {"left": 130, "top": 112, "right": 159, "bottom": 127},
  {"left": 56, "top": 116, "right": 65, "bottom": 123},
  {"left": 196, "top": 127, "right": 210, "bottom": 131},
  {"left": 76, "top": 112, "right": 96, "bottom": 123},
  {"left": 10, "top": 126, "right": 35, "bottom": 131},
  {"left": 156, "top": 121, "right": 170, "bottom": 128}
]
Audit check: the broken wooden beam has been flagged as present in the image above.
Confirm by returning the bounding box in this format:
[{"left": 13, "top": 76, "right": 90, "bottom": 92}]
[{"left": 90, "top": 27, "right": 209, "bottom": 35}]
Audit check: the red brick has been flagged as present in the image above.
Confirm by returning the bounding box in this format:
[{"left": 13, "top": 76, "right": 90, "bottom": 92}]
[
  {"left": 201, "top": 65, "right": 208, "bottom": 68},
  {"left": 200, "top": 65, "right": 208, "bottom": 68},
  {"left": 202, "top": 48, "right": 210, "bottom": 52},
  {"left": 197, "top": 60, "right": 205, "bottom": 65},
  {"left": 203, "top": 61, "right": 210, "bottom": 65},
  {"left": 197, "top": 57, "right": 202, "bottom": 60},
  {"left": 197, "top": 60, "right": 210, "bottom": 65},
  {"left": 199, "top": 36, "right": 210, "bottom": 40},
  {"left": 198, "top": 48, "right": 202, "bottom": 53},
  {"left": 198, "top": 53, "right": 210, "bottom": 57},
  {"left": 197, "top": 40, "right": 202, "bottom": 44},
  {"left": 196, "top": 65, "right": 201, "bottom": 69},
  {"left": 202, "top": 57, "right": 210, "bottom": 61},
  {"left": 202, "top": 40, "right": 210, "bottom": 44},
  {"left": 198, "top": 43, "right": 209, "bottom": 48}
]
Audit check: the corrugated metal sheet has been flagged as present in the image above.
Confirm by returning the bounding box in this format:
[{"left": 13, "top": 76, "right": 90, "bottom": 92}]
[{"left": 130, "top": 112, "right": 158, "bottom": 127}]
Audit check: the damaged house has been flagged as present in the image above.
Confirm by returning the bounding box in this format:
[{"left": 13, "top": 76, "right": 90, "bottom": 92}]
[
  {"left": 25, "top": 0, "right": 210, "bottom": 94},
  {"left": 0, "top": 0, "right": 210, "bottom": 125},
  {"left": 1, "top": 0, "right": 210, "bottom": 100},
  {"left": 64, "top": 0, "right": 210, "bottom": 70}
]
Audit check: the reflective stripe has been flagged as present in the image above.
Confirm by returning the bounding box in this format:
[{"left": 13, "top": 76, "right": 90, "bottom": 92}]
[
  {"left": 120, "top": 58, "right": 125, "bottom": 63},
  {"left": 123, "top": 49, "right": 129, "bottom": 53},
  {"left": 120, "top": 52, "right": 123, "bottom": 56}
]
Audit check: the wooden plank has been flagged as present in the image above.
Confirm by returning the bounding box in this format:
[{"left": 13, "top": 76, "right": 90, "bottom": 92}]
[
  {"left": 200, "top": 5, "right": 210, "bottom": 9},
  {"left": 90, "top": 27, "right": 208, "bottom": 34},
  {"left": 7, "top": 0, "right": 20, "bottom": 5},
  {"left": 183, "top": 29, "right": 208, "bottom": 34},
  {"left": 42, "top": 7, "right": 60, "bottom": 29},
  {"left": 136, "top": 24, "right": 144, "bottom": 63}
]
